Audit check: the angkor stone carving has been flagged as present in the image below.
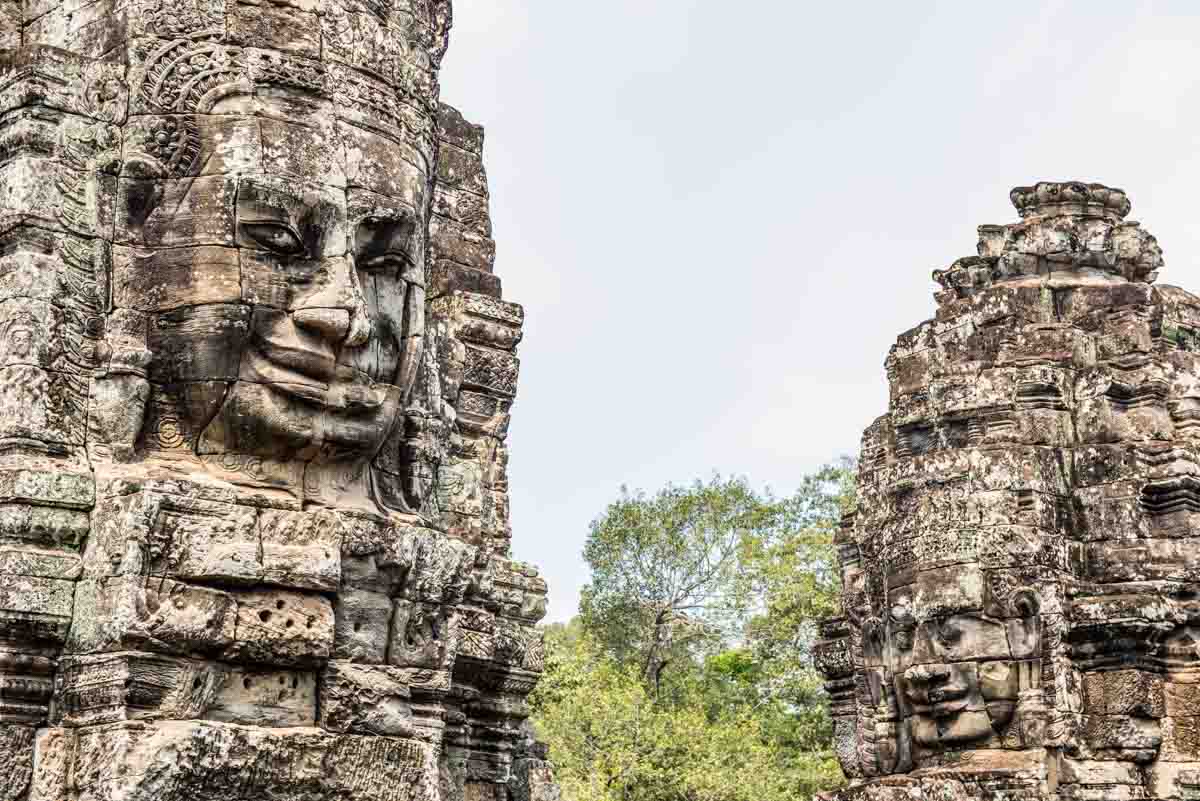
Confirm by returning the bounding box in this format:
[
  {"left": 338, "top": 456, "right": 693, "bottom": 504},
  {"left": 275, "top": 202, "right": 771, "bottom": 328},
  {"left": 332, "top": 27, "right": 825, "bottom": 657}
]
[
  {"left": 0, "top": 1, "right": 558, "bottom": 799},
  {"left": 816, "top": 181, "right": 1200, "bottom": 800}
]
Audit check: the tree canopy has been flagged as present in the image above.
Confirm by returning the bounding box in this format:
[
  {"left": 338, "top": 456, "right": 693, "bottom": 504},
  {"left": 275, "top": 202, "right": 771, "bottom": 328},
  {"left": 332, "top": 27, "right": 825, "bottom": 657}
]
[{"left": 533, "top": 460, "right": 855, "bottom": 801}]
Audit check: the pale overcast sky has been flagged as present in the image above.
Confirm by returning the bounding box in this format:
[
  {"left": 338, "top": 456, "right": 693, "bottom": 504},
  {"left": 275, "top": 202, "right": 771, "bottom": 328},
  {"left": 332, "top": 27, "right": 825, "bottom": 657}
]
[{"left": 439, "top": 0, "right": 1200, "bottom": 621}]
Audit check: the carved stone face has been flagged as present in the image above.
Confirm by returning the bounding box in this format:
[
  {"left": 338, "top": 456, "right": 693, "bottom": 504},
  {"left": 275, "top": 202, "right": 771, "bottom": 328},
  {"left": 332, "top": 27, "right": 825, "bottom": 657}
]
[
  {"left": 117, "top": 72, "right": 431, "bottom": 507},
  {"left": 887, "top": 568, "right": 1025, "bottom": 750},
  {"left": 195, "top": 166, "right": 425, "bottom": 460}
]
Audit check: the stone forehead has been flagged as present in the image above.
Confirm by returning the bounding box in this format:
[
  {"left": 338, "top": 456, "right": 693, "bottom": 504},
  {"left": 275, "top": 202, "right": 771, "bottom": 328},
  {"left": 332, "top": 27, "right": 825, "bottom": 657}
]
[{"left": 888, "top": 565, "right": 986, "bottom": 618}]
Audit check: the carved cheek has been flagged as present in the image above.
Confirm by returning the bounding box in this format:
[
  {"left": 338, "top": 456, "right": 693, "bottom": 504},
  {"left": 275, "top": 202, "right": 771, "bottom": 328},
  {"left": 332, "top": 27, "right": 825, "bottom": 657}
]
[
  {"left": 979, "top": 660, "right": 1018, "bottom": 728},
  {"left": 979, "top": 660, "right": 1018, "bottom": 700},
  {"left": 342, "top": 270, "right": 417, "bottom": 384}
]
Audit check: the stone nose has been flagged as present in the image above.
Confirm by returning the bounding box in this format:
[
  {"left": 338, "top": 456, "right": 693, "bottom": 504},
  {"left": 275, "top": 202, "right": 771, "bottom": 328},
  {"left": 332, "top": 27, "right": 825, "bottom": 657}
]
[
  {"left": 292, "top": 255, "right": 372, "bottom": 347},
  {"left": 293, "top": 308, "right": 351, "bottom": 343}
]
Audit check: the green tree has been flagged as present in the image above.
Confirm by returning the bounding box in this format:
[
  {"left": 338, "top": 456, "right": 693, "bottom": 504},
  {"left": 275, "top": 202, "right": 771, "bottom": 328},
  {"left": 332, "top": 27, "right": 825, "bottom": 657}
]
[
  {"left": 535, "top": 460, "right": 856, "bottom": 801},
  {"left": 742, "top": 458, "right": 855, "bottom": 716},
  {"left": 579, "top": 475, "right": 795, "bottom": 693},
  {"left": 532, "top": 628, "right": 840, "bottom": 801}
]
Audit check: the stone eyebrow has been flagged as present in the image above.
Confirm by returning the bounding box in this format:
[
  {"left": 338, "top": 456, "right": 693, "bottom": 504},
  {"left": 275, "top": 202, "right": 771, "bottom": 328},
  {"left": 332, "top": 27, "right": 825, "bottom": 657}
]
[{"left": 237, "top": 183, "right": 341, "bottom": 224}]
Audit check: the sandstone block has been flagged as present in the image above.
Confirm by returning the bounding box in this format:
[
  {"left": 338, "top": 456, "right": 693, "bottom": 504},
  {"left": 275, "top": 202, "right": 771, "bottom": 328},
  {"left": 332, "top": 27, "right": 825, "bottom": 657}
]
[
  {"left": 222, "top": 589, "right": 333, "bottom": 667},
  {"left": 333, "top": 587, "right": 392, "bottom": 663},
  {"left": 319, "top": 661, "right": 416, "bottom": 736},
  {"left": 31, "top": 720, "right": 439, "bottom": 801},
  {"left": 1083, "top": 670, "right": 1164, "bottom": 718},
  {"left": 208, "top": 666, "right": 316, "bottom": 727},
  {"left": 68, "top": 576, "right": 237, "bottom": 656},
  {"left": 257, "top": 507, "right": 342, "bottom": 592},
  {"left": 56, "top": 652, "right": 224, "bottom": 725}
]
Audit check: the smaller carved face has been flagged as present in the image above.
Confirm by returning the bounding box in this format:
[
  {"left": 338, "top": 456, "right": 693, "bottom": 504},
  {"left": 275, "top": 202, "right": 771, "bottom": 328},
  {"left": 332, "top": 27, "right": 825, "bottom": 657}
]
[
  {"left": 890, "top": 614, "right": 1018, "bottom": 747},
  {"left": 8, "top": 328, "right": 31, "bottom": 358},
  {"left": 1161, "top": 590, "right": 1200, "bottom": 665},
  {"left": 205, "top": 175, "right": 421, "bottom": 460},
  {"left": 888, "top": 574, "right": 1024, "bottom": 750}
]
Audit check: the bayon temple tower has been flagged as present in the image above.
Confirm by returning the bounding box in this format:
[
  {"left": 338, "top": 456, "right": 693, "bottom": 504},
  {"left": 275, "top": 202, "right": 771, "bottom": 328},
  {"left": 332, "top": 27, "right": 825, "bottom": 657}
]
[
  {"left": 817, "top": 182, "right": 1200, "bottom": 800},
  {"left": 0, "top": 0, "right": 560, "bottom": 799},
  {"left": 0, "top": 0, "right": 1196, "bottom": 794}
]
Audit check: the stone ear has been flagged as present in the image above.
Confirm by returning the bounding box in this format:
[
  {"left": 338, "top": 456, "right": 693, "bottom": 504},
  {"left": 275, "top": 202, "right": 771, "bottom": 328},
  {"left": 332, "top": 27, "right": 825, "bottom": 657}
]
[
  {"left": 862, "top": 616, "right": 886, "bottom": 663},
  {"left": 1011, "top": 587, "right": 1040, "bottom": 619},
  {"left": 1006, "top": 588, "right": 1041, "bottom": 660},
  {"left": 114, "top": 154, "right": 169, "bottom": 234}
]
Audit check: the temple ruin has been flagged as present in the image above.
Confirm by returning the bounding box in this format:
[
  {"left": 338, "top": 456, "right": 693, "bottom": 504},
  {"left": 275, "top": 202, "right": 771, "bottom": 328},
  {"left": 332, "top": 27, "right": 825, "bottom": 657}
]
[
  {"left": 0, "top": 1, "right": 560, "bottom": 800},
  {"left": 817, "top": 181, "right": 1200, "bottom": 800}
]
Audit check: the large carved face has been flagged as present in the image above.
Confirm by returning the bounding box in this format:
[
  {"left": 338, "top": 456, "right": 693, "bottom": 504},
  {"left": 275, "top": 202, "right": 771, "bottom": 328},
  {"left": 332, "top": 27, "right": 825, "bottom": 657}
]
[
  {"left": 887, "top": 566, "right": 1033, "bottom": 751},
  {"left": 105, "top": 38, "right": 437, "bottom": 510}
]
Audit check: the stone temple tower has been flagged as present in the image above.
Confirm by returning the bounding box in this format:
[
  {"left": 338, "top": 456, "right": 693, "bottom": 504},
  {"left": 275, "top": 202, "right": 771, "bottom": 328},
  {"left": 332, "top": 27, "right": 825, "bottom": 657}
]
[
  {"left": 817, "top": 182, "right": 1200, "bottom": 800},
  {"left": 0, "top": 1, "right": 560, "bottom": 800}
]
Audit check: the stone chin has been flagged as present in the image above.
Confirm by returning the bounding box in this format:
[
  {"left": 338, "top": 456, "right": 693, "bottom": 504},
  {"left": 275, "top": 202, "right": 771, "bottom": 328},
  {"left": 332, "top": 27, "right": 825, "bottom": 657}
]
[{"left": 910, "top": 709, "right": 994, "bottom": 748}]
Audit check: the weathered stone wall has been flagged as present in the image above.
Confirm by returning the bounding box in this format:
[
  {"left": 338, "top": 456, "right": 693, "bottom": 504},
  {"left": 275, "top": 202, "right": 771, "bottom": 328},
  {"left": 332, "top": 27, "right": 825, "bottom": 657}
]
[
  {"left": 818, "top": 182, "right": 1200, "bottom": 800},
  {"left": 0, "top": 1, "right": 558, "bottom": 799}
]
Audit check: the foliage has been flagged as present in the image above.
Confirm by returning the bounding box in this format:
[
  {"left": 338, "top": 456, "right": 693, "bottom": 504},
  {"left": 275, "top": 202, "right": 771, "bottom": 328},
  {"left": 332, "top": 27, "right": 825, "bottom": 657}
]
[
  {"left": 741, "top": 457, "right": 855, "bottom": 715},
  {"left": 535, "top": 460, "right": 856, "bottom": 801},
  {"left": 531, "top": 629, "right": 840, "bottom": 801},
  {"left": 579, "top": 475, "right": 802, "bottom": 693}
]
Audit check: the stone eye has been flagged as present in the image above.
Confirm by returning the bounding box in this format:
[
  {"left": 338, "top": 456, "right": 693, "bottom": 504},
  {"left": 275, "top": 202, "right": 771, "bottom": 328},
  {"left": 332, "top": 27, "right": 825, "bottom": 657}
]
[
  {"left": 242, "top": 221, "right": 306, "bottom": 256},
  {"left": 355, "top": 217, "right": 414, "bottom": 275}
]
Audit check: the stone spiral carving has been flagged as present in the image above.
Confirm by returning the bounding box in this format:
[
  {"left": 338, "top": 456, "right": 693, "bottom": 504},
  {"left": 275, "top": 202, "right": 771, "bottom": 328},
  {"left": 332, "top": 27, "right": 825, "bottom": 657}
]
[{"left": 0, "top": 1, "right": 558, "bottom": 800}]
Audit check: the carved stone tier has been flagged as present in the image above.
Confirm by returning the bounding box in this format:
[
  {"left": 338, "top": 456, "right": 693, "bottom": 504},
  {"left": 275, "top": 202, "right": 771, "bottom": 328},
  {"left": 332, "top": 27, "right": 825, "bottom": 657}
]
[{"left": 818, "top": 183, "right": 1200, "bottom": 800}]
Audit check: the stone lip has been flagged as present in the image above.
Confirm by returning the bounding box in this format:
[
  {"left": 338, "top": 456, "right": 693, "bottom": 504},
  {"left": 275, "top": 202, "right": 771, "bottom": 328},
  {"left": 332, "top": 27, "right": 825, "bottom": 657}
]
[{"left": 1010, "top": 180, "right": 1131, "bottom": 221}]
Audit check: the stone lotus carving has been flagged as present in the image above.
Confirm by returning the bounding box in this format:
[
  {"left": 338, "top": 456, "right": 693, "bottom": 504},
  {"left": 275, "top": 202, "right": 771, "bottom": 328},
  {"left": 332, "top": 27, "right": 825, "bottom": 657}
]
[
  {"left": 0, "top": 1, "right": 558, "bottom": 800},
  {"left": 818, "top": 183, "right": 1200, "bottom": 800}
]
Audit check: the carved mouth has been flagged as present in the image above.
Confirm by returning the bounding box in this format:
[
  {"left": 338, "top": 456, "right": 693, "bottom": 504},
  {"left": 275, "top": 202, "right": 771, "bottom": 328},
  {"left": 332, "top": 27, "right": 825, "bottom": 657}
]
[
  {"left": 908, "top": 686, "right": 969, "bottom": 719},
  {"left": 243, "top": 348, "right": 386, "bottom": 412},
  {"left": 359, "top": 251, "right": 412, "bottom": 272},
  {"left": 253, "top": 337, "right": 338, "bottom": 383},
  {"left": 927, "top": 697, "right": 969, "bottom": 719}
]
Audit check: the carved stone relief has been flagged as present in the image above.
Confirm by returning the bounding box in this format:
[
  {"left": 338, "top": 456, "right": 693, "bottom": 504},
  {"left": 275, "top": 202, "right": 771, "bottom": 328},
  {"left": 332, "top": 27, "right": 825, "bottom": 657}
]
[
  {"left": 818, "top": 182, "right": 1200, "bottom": 800},
  {"left": 0, "top": 1, "right": 558, "bottom": 799}
]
